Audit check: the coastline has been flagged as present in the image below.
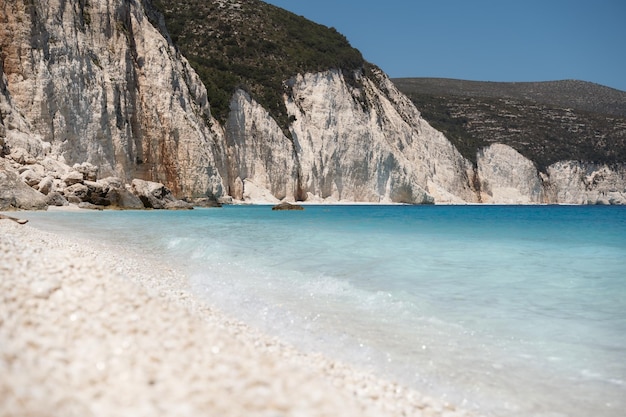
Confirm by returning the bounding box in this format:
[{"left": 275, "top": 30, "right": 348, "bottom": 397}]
[{"left": 0, "top": 218, "right": 478, "bottom": 417}]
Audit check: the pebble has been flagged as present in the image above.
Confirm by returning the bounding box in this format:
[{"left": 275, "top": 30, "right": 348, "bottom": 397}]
[
  {"left": 0, "top": 220, "right": 483, "bottom": 417},
  {"left": 31, "top": 277, "right": 62, "bottom": 299}
]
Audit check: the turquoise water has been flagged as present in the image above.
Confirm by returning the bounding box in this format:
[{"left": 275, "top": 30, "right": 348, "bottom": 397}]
[{"left": 16, "top": 205, "right": 626, "bottom": 416}]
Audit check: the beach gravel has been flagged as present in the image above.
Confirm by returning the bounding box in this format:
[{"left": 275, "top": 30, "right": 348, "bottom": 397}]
[{"left": 0, "top": 219, "right": 478, "bottom": 417}]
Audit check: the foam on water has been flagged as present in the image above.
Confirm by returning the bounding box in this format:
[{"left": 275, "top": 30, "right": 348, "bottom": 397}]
[{"left": 19, "top": 205, "right": 626, "bottom": 417}]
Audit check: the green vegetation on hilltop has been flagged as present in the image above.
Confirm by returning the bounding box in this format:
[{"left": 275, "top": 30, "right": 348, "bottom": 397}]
[
  {"left": 151, "top": 0, "right": 364, "bottom": 130},
  {"left": 146, "top": 2, "right": 626, "bottom": 171},
  {"left": 394, "top": 79, "right": 626, "bottom": 170},
  {"left": 393, "top": 78, "right": 626, "bottom": 117}
]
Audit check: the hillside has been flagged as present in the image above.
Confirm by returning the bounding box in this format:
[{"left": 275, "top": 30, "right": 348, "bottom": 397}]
[
  {"left": 151, "top": 0, "right": 365, "bottom": 130},
  {"left": 393, "top": 78, "right": 626, "bottom": 169},
  {"left": 2, "top": 0, "right": 625, "bottom": 206},
  {"left": 392, "top": 78, "right": 626, "bottom": 117},
  {"left": 150, "top": 0, "right": 626, "bottom": 173}
]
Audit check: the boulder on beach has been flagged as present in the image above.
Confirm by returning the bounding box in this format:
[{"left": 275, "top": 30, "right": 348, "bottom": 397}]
[
  {"left": 62, "top": 170, "right": 84, "bottom": 186},
  {"left": 45, "top": 192, "right": 69, "bottom": 207},
  {"left": 130, "top": 179, "right": 192, "bottom": 209},
  {"left": 19, "top": 168, "right": 43, "bottom": 187},
  {"left": 8, "top": 147, "right": 36, "bottom": 165},
  {"left": 63, "top": 183, "right": 89, "bottom": 201},
  {"left": 189, "top": 197, "right": 222, "bottom": 208},
  {"left": 0, "top": 161, "right": 47, "bottom": 210},
  {"left": 105, "top": 187, "right": 145, "bottom": 210},
  {"left": 1, "top": 149, "right": 194, "bottom": 211},
  {"left": 78, "top": 202, "right": 104, "bottom": 210},
  {"left": 164, "top": 199, "right": 194, "bottom": 210},
  {"left": 73, "top": 162, "right": 98, "bottom": 182},
  {"left": 83, "top": 180, "right": 110, "bottom": 206},
  {"left": 36, "top": 176, "right": 55, "bottom": 195}
]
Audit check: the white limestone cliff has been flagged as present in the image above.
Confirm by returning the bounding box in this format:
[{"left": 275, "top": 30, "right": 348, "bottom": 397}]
[
  {"left": 477, "top": 144, "right": 547, "bottom": 204},
  {"left": 286, "top": 71, "right": 473, "bottom": 203},
  {"left": 224, "top": 90, "right": 300, "bottom": 202},
  {"left": 475, "top": 144, "right": 626, "bottom": 204},
  {"left": 225, "top": 69, "right": 479, "bottom": 204},
  {"left": 0, "top": 0, "right": 223, "bottom": 198},
  {"left": 547, "top": 161, "right": 626, "bottom": 205},
  {"left": 1, "top": 0, "right": 624, "bottom": 206}
]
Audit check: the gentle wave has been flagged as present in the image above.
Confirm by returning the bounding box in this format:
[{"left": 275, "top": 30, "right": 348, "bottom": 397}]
[{"left": 18, "top": 205, "right": 626, "bottom": 417}]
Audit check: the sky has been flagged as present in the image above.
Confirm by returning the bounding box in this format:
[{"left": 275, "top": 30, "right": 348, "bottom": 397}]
[{"left": 263, "top": 0, "right": 626, "bottom": 92}]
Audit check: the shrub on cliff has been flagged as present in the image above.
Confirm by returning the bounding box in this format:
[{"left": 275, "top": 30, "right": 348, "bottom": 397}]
[{"left": 152, "top": 0, "right": 364, "bottom": 130}]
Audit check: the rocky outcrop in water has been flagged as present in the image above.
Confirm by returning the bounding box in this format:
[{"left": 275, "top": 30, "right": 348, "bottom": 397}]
[
  {"left": 1, "top": 0, "right": 624, "bottom": 206},
  {"left": 272, "top": 202, "right": 304, "bottom": 211}
]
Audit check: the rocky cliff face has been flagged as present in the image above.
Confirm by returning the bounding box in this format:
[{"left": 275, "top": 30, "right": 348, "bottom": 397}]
[
  {"left": 477, "top": 144, "right": 547, "bottom": 204},
  {"left": 547, "top": 161, "right": 626, "bottom": 205},
  {"left": 224, "top": 90, "right": 300, "bottom": 202},
  {"left": 1, "top": 0, "right": 624, "bottom": 206},
  {"left": 285, "top": 69, "right": 478, "bottom": 203},
  {"left": 0, "top": 0, "right": 223, "bottom": 199},
  {"left": 221, "top": 68, "right": 480, "bottom": 204},
  {"left": 475, "top": 143, "right": 626, "bottom": 204}
]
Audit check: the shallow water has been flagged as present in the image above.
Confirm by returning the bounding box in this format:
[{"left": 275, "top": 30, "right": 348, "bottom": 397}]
[{"left": 18, "top": 205, "right": 626, "bottom": 417}]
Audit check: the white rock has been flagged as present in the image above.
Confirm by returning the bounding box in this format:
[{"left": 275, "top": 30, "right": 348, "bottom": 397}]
[
  {"left": 241, "top": 179, "right": 280, "bottom": 204},
  {"left": 547, "top": 161, "right": 626, "bottom": 204},
  {"left": 8, "top": 147, "right": 36, "bottom": 165},
  {"left": 1, "top": 0, "right": 622, "bottom": 206},
  {"left": 477, "top": 144, "right": 546, "bottom": 204},
  {"left": 20, "top": 168, "right": 43, "bottom": 187},
  {"left": 62, "top": 171, "right": 84, "bottom": 186},
  {"left": 1, "top": 0, "right": 224, "bottom": 199},
  {"left": 31, "top": 277, "right": 62, "bottom": 299}
]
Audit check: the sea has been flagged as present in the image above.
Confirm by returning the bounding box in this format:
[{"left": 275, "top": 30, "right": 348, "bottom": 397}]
[{"left": 17, "top": 205, "right": 626, "bottom": 417}]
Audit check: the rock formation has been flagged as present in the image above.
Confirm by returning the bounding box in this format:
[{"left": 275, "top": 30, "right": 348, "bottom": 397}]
[
  {"left": 477, "top": 144, "right": 547, "bottom": 204},
  {"left": 272, "top": 202, "right": 305, "bottom": 211},
  {"left": 0, "top": 159, "right": 48, "bottom": 210},
  {"left": 0, "top": 0, "right": 223, "bottom": 200},
  {"left": 0, "top": 147, "right": 189, "bottom": 210},
  {"left": 547, "top": 161, "right": 626, "bottom": 205},
  {"left": 1, "top": 0, "right": 624, "bottom": 206}
]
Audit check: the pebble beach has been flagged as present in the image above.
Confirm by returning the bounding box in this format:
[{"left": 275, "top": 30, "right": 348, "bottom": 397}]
[{"left": 0, "top": 218, "right": 479, "bottom": 417}]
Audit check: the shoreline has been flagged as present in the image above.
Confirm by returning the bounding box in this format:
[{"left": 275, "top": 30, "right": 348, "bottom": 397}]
[{"left": 0, "top": 219, "right": 478, "bottom": 417}]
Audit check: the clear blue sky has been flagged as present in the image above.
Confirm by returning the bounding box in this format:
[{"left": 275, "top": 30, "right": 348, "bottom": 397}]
[{"left": 263, "top": 0, "right": 626, "bottom": 92}]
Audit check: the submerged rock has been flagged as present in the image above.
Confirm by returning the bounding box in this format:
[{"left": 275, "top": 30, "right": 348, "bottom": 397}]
[{"left": 272, "top": 202, "right": 304, "bottom": 211}]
